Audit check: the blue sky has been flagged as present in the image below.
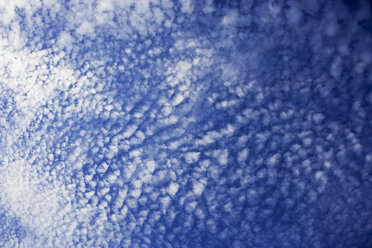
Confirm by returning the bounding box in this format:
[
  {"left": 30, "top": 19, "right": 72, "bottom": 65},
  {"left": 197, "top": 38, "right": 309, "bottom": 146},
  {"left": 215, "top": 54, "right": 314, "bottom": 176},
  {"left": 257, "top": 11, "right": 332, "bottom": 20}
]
[{"left": 0, "top": 0, "right": 372, "bottom": 247}]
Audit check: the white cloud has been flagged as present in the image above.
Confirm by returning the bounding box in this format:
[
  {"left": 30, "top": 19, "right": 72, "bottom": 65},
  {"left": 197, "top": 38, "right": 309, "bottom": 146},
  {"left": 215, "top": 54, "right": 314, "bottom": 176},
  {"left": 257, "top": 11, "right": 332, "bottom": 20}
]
[
  {"left": 145, "top": 160, "right": 156, "bottom": 173},
  {"left": 180, "top": 0, "right": 194, "bottom": 14},
  {"left": 193, "top": 181, "right": 205, "bottom": 196},
  {"left": 238, "top": 148, "right": 249, "bottom": 163},
  {"left": 213, "top": 149, "right": 229, "bottom": 166},
  {"left": 171, "top": 93, "right": 184, "bottom": 106},
  {"left": 76, "top": 21, "right": 95, "bottom": 36},
  {"left": 167, "top": 182, "right": 179, "bottom": 196},
  {"left": 57, "top": 32, "right": 74, "bottom": 51},
  {"left": 185, "top": 152, "right": 200, "bottom": 164}
]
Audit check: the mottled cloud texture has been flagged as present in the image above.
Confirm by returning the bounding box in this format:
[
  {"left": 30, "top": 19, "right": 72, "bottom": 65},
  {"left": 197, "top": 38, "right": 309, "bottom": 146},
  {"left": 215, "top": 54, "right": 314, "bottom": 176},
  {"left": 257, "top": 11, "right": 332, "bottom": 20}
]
[{"left": 0, "top": 0, "right": 371, "bottom": 247}]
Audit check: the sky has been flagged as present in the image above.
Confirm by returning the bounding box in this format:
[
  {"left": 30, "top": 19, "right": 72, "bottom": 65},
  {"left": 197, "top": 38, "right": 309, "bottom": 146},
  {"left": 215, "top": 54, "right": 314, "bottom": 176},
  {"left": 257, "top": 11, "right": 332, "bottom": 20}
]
[{"left": 0, "top": 0, "right": 372, "bottom": 247}]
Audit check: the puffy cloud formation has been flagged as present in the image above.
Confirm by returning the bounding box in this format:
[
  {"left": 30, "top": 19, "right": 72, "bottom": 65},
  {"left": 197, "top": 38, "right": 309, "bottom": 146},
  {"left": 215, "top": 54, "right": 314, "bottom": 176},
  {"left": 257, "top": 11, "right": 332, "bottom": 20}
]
[{"left": 0, "top": 0, "right": 372, "bottom": 247}]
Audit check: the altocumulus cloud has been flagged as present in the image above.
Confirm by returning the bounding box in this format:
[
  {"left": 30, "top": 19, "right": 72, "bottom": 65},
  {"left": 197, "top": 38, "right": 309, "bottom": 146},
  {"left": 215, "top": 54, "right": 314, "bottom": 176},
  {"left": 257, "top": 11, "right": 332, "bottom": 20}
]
[{"left": 0, "top": 0, "right": 372, "bottom": 247}]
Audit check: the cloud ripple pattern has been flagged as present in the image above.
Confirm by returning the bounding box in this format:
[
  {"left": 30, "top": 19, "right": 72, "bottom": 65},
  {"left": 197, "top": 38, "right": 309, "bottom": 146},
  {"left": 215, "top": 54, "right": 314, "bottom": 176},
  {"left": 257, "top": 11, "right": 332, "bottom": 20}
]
[{"left": 0, "top": 0, "right": 371, "bottom": 247}]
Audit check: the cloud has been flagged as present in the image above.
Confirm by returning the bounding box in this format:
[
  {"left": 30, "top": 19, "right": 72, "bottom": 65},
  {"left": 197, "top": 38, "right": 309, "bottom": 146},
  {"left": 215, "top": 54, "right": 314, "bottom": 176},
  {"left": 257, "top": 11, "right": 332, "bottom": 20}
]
[{"left": 0, "top": 0, "right": 371, "bottom": 247}]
